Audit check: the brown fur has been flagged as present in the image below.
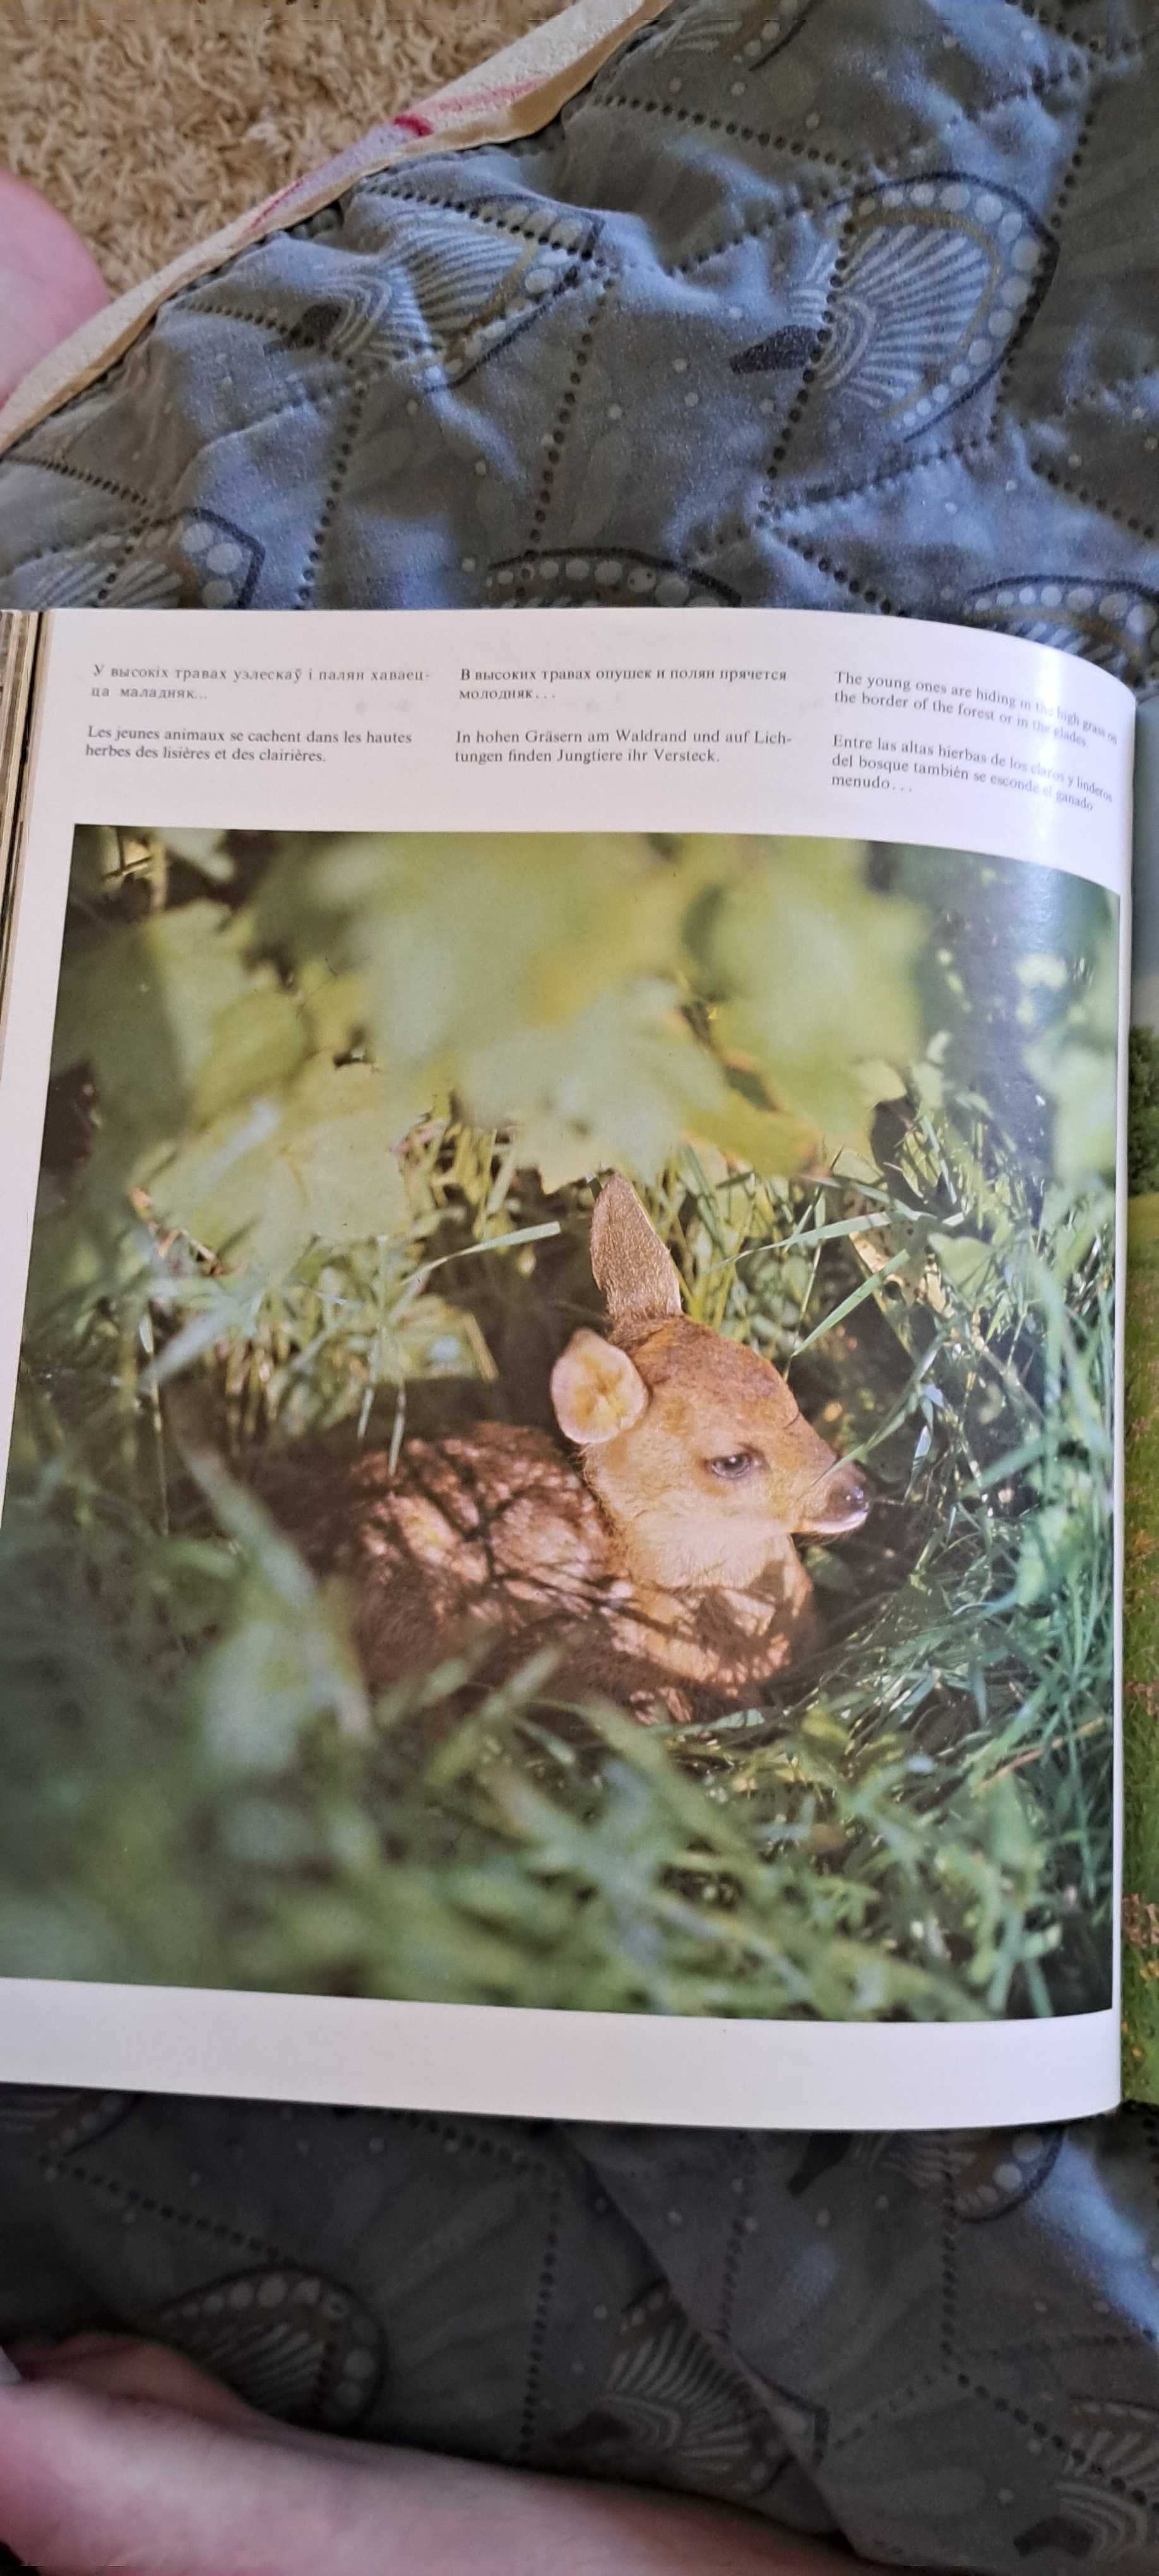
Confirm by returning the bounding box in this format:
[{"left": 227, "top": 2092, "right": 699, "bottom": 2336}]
[{"left": 267, "top": 1183, "right": 869, "bottom": 1721}]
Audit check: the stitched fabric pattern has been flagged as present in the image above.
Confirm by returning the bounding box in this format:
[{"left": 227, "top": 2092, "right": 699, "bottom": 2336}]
[{"left": 0, "top": 0, "right": 1155, "bottom": 688}]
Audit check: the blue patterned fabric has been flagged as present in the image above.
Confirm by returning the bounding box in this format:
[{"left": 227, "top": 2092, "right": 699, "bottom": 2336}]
[
  {"left": 1, "top": 2, "right": 1158, "bottom": 2567},
  {"left": 0, "top": 0, "right": 1156, "bottom": 679}
]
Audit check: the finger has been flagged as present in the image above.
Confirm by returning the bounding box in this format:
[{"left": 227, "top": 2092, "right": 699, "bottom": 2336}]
[
  {"left": 11, "top": 2336, "right": 258, "bottom": 2429},
  {"left": 0, "top": 2382, "right": 362, "bottom": 2576},
  {"left": 0, "top": 173, "right": 109, "bottom": 404}
]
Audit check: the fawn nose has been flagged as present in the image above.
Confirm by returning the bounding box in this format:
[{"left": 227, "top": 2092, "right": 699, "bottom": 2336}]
[{"left": 800, "top": 1460, "right": 869, "bottom": 1535}]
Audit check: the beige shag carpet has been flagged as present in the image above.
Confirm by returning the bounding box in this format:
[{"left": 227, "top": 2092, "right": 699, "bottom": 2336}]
[{"left": 0, "top": 0, "right": 563, "bottom": 297}]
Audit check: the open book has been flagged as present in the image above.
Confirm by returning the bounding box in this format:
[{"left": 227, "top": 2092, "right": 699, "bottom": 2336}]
[{"left": 0, "top": 602, "right": 1143, "bottom": 2132}]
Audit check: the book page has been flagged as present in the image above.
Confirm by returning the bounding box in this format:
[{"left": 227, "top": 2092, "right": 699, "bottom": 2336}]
[
  {"left": 0, "top": 611, "right": 40, "bottom": 1000},
  {"left": 0, "top": 605, "right": 1133, "bottom": 2129}
]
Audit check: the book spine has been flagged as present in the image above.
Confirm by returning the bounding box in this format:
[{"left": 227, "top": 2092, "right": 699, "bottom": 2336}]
[{"left": 0, "top": 610, "right": 42, "bottom": 1013}]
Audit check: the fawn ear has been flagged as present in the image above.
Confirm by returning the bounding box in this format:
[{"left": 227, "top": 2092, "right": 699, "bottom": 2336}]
[
  {"left": 590, "top": 1176, "right": 682, "bottom": 1333},
  {"left": 551, "top": 1328, "right": 649, "bottom": 1446}
]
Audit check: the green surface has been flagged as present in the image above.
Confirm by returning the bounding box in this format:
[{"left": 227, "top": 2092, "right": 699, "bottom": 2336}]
[{"left": 1124, "top": 1190, "right": 1159, "bottom": 2097}]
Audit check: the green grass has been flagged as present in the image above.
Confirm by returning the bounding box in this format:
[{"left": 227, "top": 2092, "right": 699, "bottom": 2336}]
[
  {"left": 1, "top": 1128, "right": 1115, "bottom": 2024},
  {"left": 1124, "top": 1191, "right": 1159, "bottom": 2097},
  {"left": 0, "top": 828, "right": 1117, "bottom": 2027}
]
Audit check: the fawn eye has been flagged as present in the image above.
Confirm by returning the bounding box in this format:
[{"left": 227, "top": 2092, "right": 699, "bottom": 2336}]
[{"left": 706, "top": 1449, "right": 760, "bottom": 1481}]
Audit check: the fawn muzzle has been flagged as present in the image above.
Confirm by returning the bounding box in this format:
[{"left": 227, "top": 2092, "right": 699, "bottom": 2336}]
[{"left": 793, "top": 1457, "right": 870, "bottom": 1538}]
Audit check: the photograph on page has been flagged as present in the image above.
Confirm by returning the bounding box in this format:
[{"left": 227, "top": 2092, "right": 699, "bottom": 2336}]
[{"left": 0, "top": 820, "right": 1117, "bottom": 2031}]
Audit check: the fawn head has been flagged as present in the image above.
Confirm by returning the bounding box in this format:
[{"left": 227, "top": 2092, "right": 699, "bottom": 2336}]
[{"left": 550, "top": 1177, "right": 867, "bottom": 1592}]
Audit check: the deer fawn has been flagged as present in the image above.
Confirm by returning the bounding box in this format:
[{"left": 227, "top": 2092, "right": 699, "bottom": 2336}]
[{"left": 274, "top": 1178, "right": 868, "bottom": 1722}]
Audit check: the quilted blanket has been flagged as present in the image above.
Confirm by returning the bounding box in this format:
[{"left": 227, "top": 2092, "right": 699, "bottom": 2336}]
[
  {"left": 1, "top": 3, "right": 1158, "bottom": 2569},
  {"left": 0, "top": 0, "right": 1155, "bottom": 667}
]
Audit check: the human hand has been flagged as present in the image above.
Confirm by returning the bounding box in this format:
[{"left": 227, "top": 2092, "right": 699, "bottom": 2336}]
[
  {"left": 0, "top": 2334, "right": 889, "bottom": 2575},
  {"left": 0, "top": 174, "right": 108, "bottom": 404}
]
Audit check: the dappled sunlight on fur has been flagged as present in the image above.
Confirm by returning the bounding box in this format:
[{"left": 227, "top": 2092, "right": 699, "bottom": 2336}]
[{"left": 267, "top": 1183, "right": 867, "bottom": 1722}]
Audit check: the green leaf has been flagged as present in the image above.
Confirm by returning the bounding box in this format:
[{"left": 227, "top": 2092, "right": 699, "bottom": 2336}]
[
  {"left": 192, "top": 987, "right": 309, "bottom": 1125},
  {"left": 462, "top": 979, "right": 814, "bottom": 1188},
  {"left": 706, "top": 841, "right": 924, "bottom": 1159},
  {"left": 258, "top": 832, "right": 689, "bottom": 1075},
  {"left": 282, "top": 1063, "right": 410, "bottom": 1244},
  {"left": 297, "top": 962, "right": 368, "bottom": 1061},
  {"left": 52, "top": 902, "right": 253, "bottom": 1143},
  {"left": 22, "top": 1156, "right": 153, "bottom": 1318},
  {"left": 246, "top": 832, "right": 905, "bottom": 1184},
  {"left": 146, "top": 1061, "right": 408, "bottom": 1278}
]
